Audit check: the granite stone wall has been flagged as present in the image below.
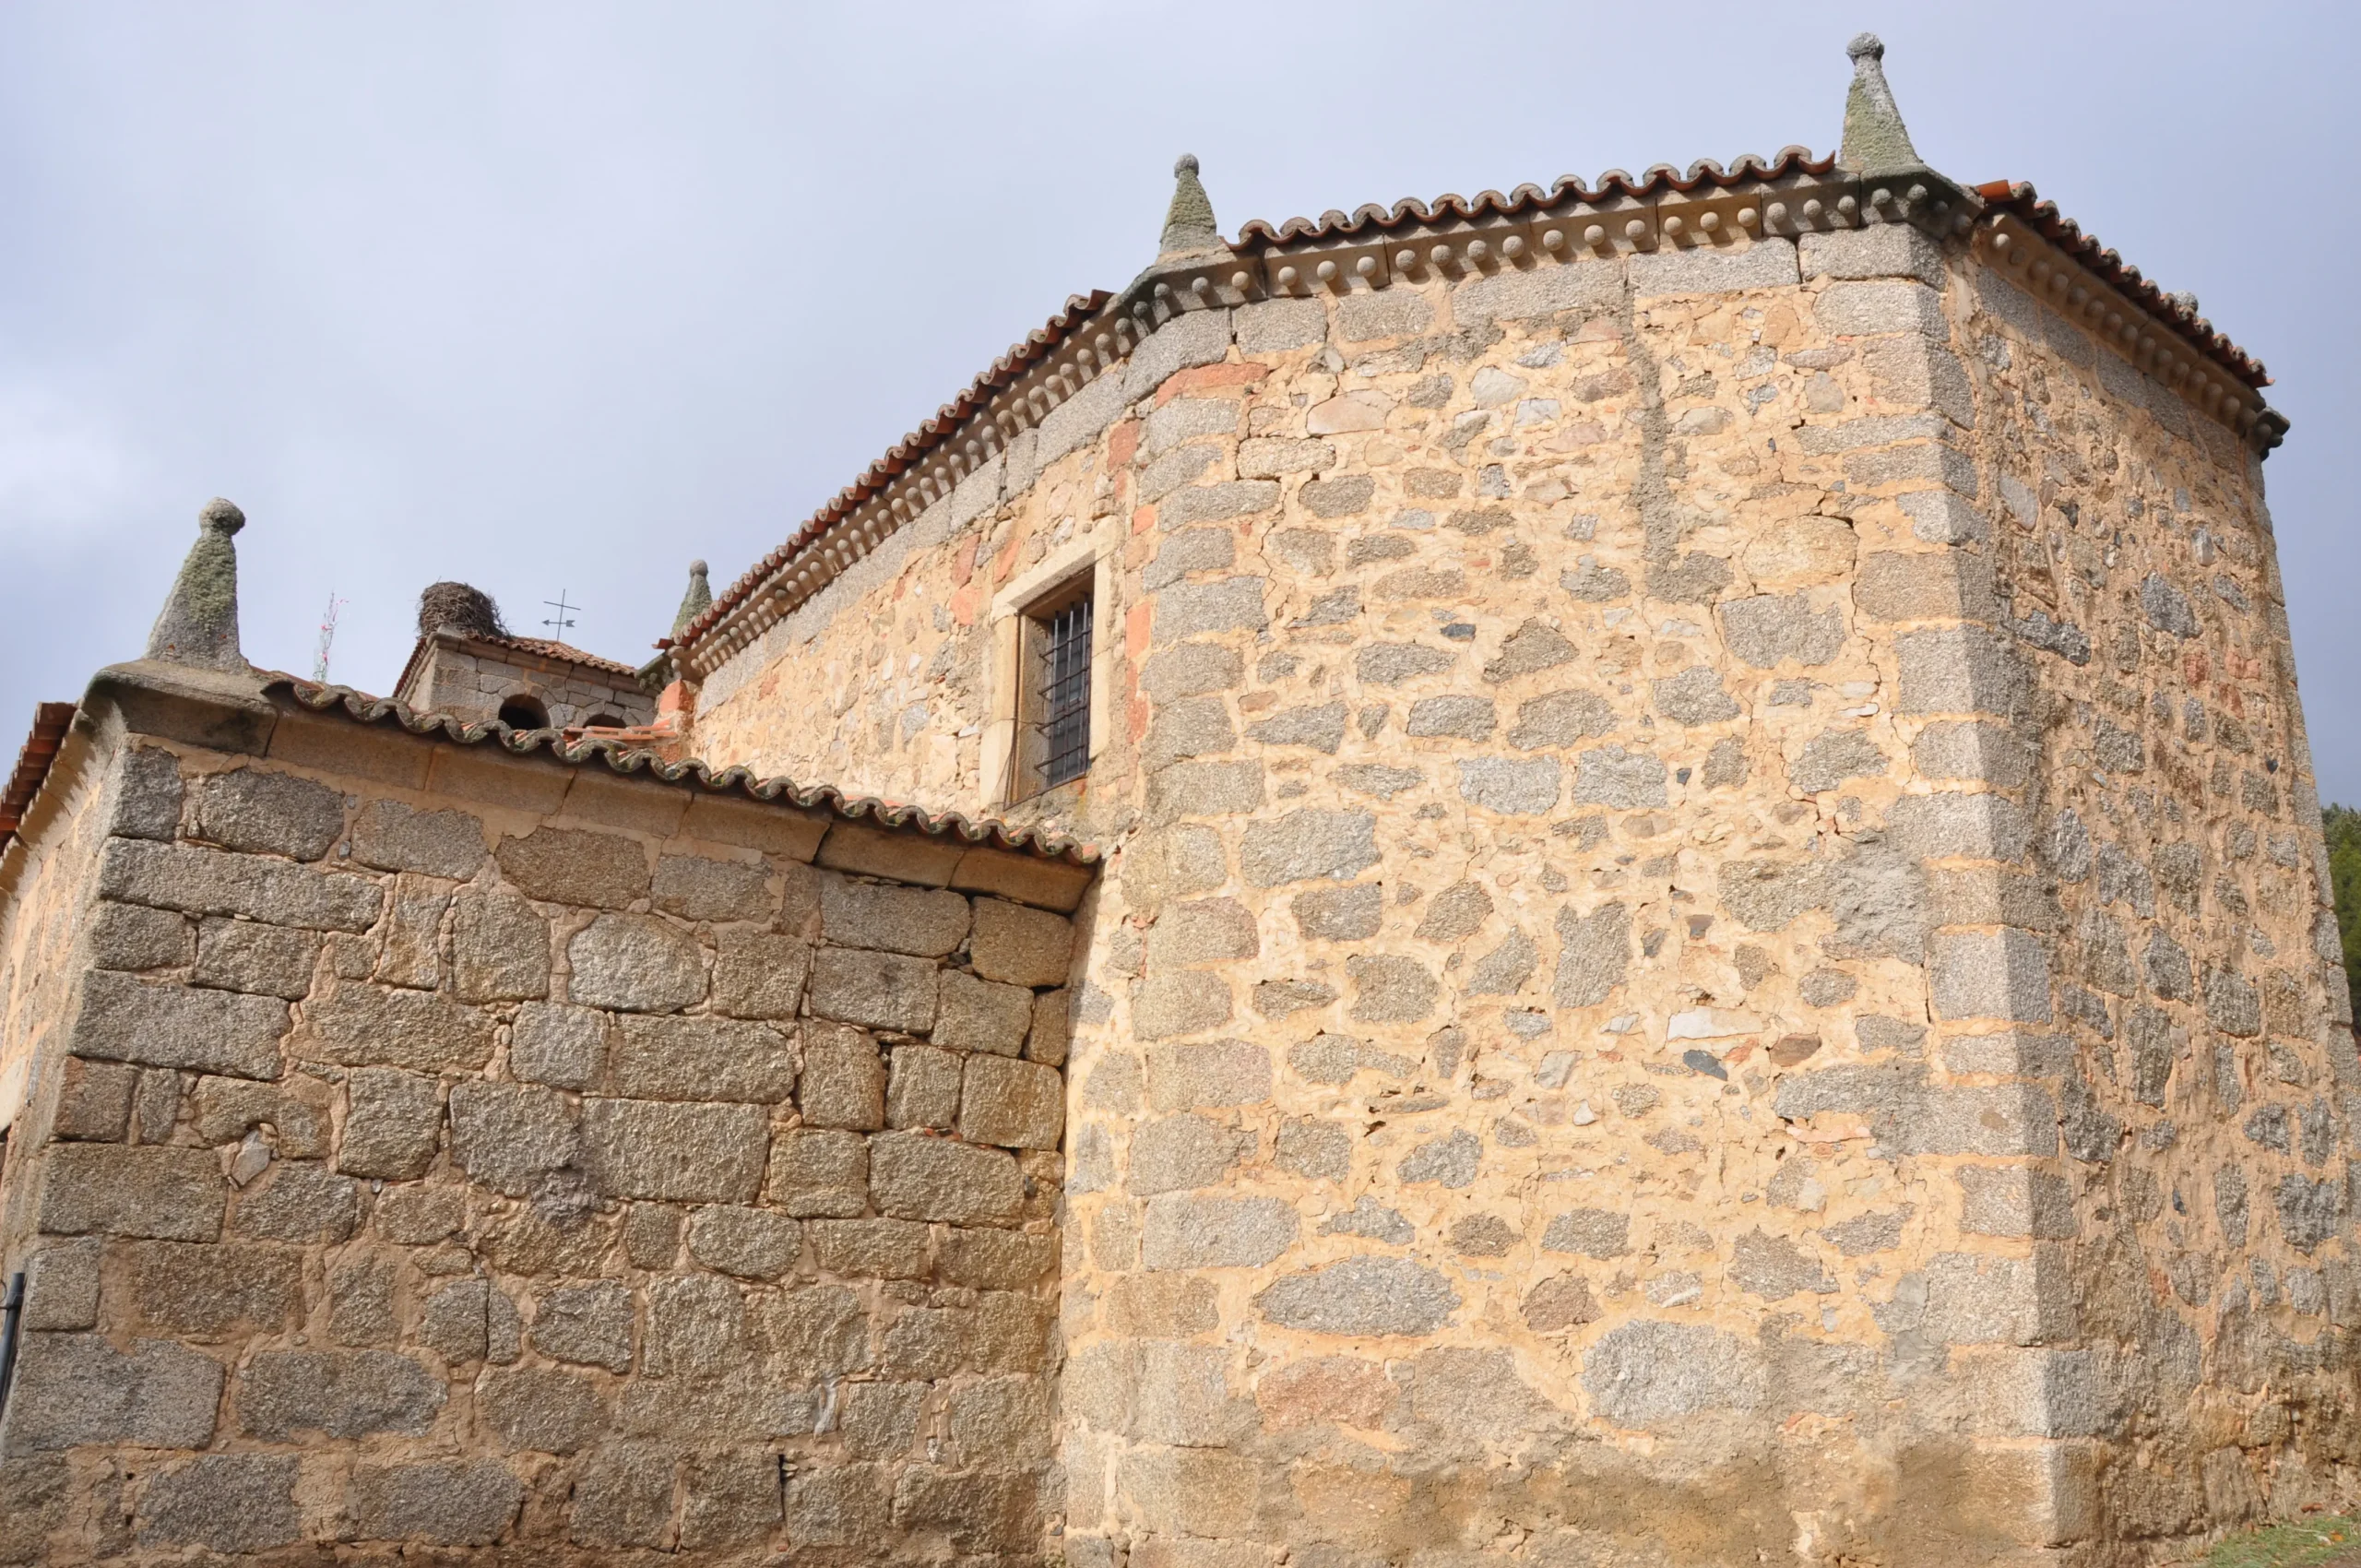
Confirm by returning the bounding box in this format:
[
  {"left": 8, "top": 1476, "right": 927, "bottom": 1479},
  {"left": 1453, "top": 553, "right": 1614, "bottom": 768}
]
[
  {"left": 682, "top": 210, "right": 2350, "bottom": 1564},
  {"left": 0, "top": 683, "right": 1086, "bottom": 1565}
]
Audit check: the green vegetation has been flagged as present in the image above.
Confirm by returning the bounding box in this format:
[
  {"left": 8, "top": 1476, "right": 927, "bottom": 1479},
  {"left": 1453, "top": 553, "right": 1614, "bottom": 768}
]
[
  {"left": 2325, "top": 806, "right": 2361, "bottom": 1004},
  {"left": 2206, "top": 1515, "right": 2360, "bottom": 1568}
]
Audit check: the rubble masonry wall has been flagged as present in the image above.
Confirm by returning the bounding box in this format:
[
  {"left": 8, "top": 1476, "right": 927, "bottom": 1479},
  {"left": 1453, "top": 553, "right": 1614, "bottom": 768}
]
[{"left": 686, "top": 214, "right": 2352, "bottom": 1563}]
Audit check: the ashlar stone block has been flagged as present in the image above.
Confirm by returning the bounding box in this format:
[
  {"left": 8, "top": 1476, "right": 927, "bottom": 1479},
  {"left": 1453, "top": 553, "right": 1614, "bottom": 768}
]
[
  {"left": 136, "top": 1454, "right": 302, "bottom": 1553},
  {"left": 822, "top": 877, "right": 971, "bottom": 956},
  {"left": 449, "top": 1081, "right": 580, "bottom": 1196},
  {"left": 193, "top": 917, "right": 322, "bottom": 1000},
  {"left": 52, "top": 1057, "right": 134, "bottom": 1141},
  {"left": 510, "top": 1001, "right": 607, "bottom": 1089},
  {"left": 971, "top": 897, "right": 1074, "bottom": 986},
  {"left": 1254, "top": 1256, "right": 1459, "bottom": 1336},
  {"left": 653, "top": 852, "right": 774, "bottom": 923},
  {"left": 128, "top": 1241, "right": 302, "bottom": 1339},
  {"left": 299, "top": 982, "right": 494, "bottom": 1074},
  {"left": 0, "top": 1333, "right": 223, "bottom": 1452},
  {"left": 886, "top": 1042, "right": 964, "bottom": 1131},
  {"left": 231, "top": 1160, "right": 362, "bottom": 1246},
  {"left": 98, "top": 838, "right": 383, "bottom": 932},
  {"left": 870, "top": 1131, "right": 1023, "bottom": 1224},
  {"left": 611, "top": 1015, "right": 796, "bottom": 1104},
  {"left": 350, "top": 799, "right": 488, "bottom": 878},
  {"left": 190, "top": 767, "right": 346, "bottom": 861},
  {"left": 936, "top": 968, "right": 1034, "bottom": 1056},
  {"left": 1142, "top": 1194, "right": 1297, "bottom": 1269},
  {"left": 480, "top": 1366, "right": 606, "bottom": 1455},
  {"left": 811, "top": 1217, "right": 931, "bottom": 1279},
  {"left": 38, "top": 1144, "right": 224, "bottom": 1241},
  {"left": 809, "top": 945, "right": 939, "bottom": 1033},
  {"left": 73, "top": 970, "right": 287, "bottom": 1081},
  {"left": 800, "top": 1022, "right": 886, "bottom": 1130},
  {"left": 958, "top": 1054, "right": 1064, "bottom": 1150},
  {"left": 581, "top": 1098, "right": 769, "bottom": 1203},
  {"left": 531, "top": 1282, "right": 635, "bottom": 1373},
  {"left": 336, "top": 1067, "right": 445, "bottom": 1180},
  {"left": 568, "top": 913, "right": 705, "bottom": 1013},
  {"left": 238, "top": 1348, "right": 443, "bottom": 1440},
  {"left": 451, "top": 886, "right": 550, "bottom": 1002},
  {"left": 710, "top": 928, "right": 812, "bottom": 1019},
  {"left": 88, "top": 899, "right": 190, "bottom": 971},
  {"left": 350, "top": 1460, "right": 522, "bottom": 1546},
  {"left": 21, "top": 1239, "right": 102, "bottom": 1331},
  {"left": 767, "top": 1127, "right": 871, "bottom": 1218},
  {"left": 493, "top": 825, "right": 649, "bottom": 909},
  {"left": 687, "top": 1206, "right": 803, "bottom": 1280}
]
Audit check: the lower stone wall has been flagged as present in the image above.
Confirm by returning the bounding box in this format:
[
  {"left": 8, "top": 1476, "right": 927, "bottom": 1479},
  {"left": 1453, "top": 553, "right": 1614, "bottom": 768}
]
[{"left": 0, "top": 683, "right": 1086, "bottom": 1565}]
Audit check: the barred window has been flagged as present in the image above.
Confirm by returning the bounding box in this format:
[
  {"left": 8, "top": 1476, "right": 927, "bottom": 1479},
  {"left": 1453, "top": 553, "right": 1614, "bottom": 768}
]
[
  {"left": 1014, "top": 580, "right": 1092, "bottom": 797},
  {"left": 1037, "top": 592, "right": 1093, "bottom": 789}
]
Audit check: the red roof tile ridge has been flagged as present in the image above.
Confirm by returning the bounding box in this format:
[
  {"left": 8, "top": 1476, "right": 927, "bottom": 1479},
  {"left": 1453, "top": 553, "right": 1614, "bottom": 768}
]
[
  {"left": 479, "top": 632, "right": 644, "bottom": 679},
  {"left": 1974, "top": 179, "right": 2268, "bottom": 387},
  {"left": 268, "top": 676, "right": 1099, "bottom": 866},
  {"left": 1232, "top": 148, "right": 1835, "bottom": 245},
  {"left": 678, "top": 290, "right": 1113, "bottom": 650}
]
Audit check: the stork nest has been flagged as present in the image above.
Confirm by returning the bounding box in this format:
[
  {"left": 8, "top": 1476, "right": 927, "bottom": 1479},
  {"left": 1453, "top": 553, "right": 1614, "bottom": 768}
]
[{"left": 417, "top": 581, "right": 507, "bottom": 640}]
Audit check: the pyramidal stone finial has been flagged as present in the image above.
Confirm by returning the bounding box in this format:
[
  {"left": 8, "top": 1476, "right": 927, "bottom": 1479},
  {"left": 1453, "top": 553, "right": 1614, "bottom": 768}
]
[
  {"left": 1839, "top": 33, "right": 1926, "bottom": 177},
  {"left": 1158, "top": 153, "right": 1220, "bottom": 257},
  {"left": 671, "top": 559, "right": 713, "bottom": 639},
  {"left": 144, "top": 498, "right": 249, "bottom": 671}
]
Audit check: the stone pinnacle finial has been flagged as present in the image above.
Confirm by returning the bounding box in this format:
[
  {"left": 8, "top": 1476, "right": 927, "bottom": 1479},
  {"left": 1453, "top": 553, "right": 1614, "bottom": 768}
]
[
  {"left": 1158, "top": 152, "right": 1220, "bottom": 257},
  {"left": 1839, "top": 32, "right": 1926, "bottom": 178},
  {"left": 671, "top": 559, "right": 713, "bottom": 639},
  {"left": 143, "top": 498, "right": 249, "bottom": 671}
]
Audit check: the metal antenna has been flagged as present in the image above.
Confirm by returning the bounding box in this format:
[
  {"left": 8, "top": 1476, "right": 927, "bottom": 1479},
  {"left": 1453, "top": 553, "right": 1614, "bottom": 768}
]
[
  {"left": 541, "top": 590, "right": 579, "bottom": 637},
  {"left": 312, "top": 590, "right": 346, "bottom": 683}
]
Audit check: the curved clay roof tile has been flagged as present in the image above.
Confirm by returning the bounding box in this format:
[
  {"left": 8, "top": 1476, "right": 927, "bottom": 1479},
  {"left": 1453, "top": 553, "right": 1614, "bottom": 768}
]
[{"left": 677, "top": 289, "right": 1113, "bottom": 648}]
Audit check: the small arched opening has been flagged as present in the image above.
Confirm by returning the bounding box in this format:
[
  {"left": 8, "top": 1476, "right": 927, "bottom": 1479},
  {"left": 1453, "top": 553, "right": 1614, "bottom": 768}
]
[
  {"left": 497, "top": 695, "right": 550, "bottom": 731},
  {"left": 582, "top": 712, "right": 626, "bottom": 730}
]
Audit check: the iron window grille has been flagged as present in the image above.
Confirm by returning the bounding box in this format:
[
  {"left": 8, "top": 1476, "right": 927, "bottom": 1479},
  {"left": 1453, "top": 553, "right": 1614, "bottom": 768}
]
[{"left": 1038, "top": 593, "right": 1094, "bottom": 789}]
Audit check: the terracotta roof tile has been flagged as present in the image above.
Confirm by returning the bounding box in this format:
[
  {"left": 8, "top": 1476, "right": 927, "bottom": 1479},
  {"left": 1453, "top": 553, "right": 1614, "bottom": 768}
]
[
  {"left": 1974, "top": 180, "right": 2268, "bottom": 388},
  {"left": 679, "top": 291, "right": 1112, "bottom": 649},
  {"left": 272, "top": 678, "right": 1097, "bottom": 866},
  {"left": 0, "top": 701, "right": 77, "bottom": 855},
  {"left": 1231, "top": 149, "right": 1839, "bottom": 246},
  {"left": 479, "top": 634, "right": 644, "bottom": 680}
]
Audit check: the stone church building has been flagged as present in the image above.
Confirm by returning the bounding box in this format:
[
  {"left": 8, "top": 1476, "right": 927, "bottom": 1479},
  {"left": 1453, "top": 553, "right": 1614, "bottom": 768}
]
[{"left": 0, "top": 36, "right": 2348, "bottom": 1567}]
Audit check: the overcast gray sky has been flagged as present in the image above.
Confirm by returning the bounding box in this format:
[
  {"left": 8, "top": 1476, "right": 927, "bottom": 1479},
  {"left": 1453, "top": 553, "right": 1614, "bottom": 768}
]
[{"left": 5, "top": 3, "right": 2355, "bottom": 800}]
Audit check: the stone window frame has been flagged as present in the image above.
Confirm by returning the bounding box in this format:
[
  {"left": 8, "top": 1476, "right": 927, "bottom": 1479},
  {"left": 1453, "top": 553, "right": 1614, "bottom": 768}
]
[{"left": 983, "top": 528, "right": 1114, "bottom": 808}]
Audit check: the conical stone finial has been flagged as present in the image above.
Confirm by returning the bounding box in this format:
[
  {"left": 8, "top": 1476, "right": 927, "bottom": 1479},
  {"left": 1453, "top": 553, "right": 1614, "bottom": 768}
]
[
  {"left": 1158, "top": 153, "right": 1220, "bottom": 256},
  {"left": 671, "top": 559, "right": 713, "bottom": 639},
  {"left": 144, "top": 498, "right": 249, "bottom": 671},
  {"left": 1839, "top": 33, "right": 1926, "bottom": 178}
]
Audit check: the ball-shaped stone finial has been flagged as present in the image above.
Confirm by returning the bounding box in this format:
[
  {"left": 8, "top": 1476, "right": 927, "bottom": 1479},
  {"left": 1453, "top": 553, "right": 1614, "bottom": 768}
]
[
  {"left": 1175, "top": 153, "right": 1200, "bottom": 178},
  {"left": 198, "top": 497, "right": 246, "bottom": 536},
  {"left": 690, "top": 559, "right": 708, "bottom": 577},
  {"left": 1847, "top": 32, "right": 1884, "bottom": 61}
]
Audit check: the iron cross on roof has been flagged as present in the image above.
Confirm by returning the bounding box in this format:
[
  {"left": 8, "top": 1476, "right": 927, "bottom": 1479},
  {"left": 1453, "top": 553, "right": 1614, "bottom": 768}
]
[{"left": 542, "top": 590, "right": 579, "bottom": 636}]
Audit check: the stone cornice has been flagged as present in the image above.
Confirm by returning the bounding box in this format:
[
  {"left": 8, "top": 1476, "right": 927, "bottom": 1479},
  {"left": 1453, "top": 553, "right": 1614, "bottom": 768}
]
[{"left": 1972, "top": 204, "right": 2284, "bottom": 452}]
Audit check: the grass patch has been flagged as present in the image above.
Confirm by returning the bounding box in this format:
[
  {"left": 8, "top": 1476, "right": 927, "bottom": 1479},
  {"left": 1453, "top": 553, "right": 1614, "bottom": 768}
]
[{"left": 2207, "top": 1517, "right": 2361, "bottom": 1568}]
